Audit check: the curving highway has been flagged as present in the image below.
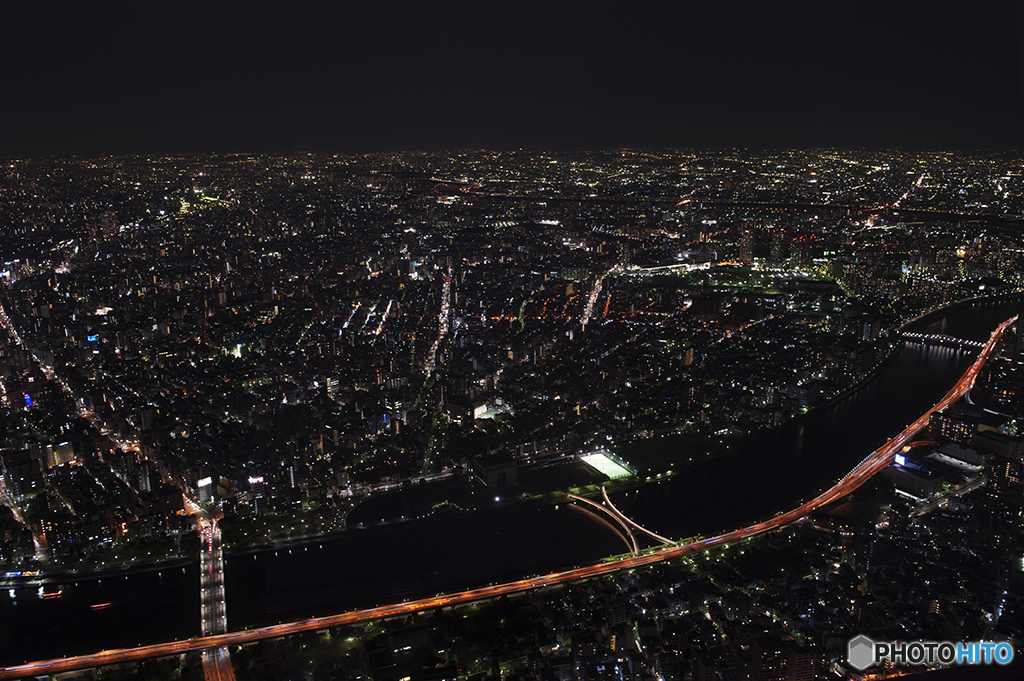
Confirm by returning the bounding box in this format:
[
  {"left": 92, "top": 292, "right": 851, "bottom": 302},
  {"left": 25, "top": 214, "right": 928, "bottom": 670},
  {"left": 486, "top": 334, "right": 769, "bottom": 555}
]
[
  {"left": 566, "top": 492, "right": 641, "bottom": 555},
  {"left": 600, "top": 486, "right": 676, "bottom": 546},
  {"left": 1, "top": 315, "right": 1014, "bottom": 680}
]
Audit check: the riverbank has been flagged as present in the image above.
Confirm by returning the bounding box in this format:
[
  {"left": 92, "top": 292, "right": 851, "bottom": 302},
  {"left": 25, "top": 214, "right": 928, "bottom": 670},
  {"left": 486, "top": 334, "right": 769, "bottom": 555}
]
[
  {"left": 0, "top": 549, "right": 198, "bottom": 589},
  {"left": 899, "top": 290, "right": 1024, "bottom": 334},
  {"left": 3, "top": 297, "right": 1020, "bottom": 665}
]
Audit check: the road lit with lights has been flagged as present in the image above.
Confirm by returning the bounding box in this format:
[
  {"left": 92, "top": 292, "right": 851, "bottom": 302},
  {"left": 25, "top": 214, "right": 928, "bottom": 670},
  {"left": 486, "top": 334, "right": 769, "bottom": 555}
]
[
  {"left": 0, "top": 316, "right": 1014, "bottom": 680},
  {"left": 198, "top": 511, "right": 234, "bottom": 680},
  {"left": 188, "top": 497, "right": 235, "bottom": 681}
]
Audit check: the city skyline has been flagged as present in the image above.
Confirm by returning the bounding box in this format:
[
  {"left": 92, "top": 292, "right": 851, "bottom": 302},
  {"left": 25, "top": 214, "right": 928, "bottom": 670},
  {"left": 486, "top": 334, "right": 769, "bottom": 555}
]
[{"left": 4, "top": 3, "right": 1024, "bottom": 673}]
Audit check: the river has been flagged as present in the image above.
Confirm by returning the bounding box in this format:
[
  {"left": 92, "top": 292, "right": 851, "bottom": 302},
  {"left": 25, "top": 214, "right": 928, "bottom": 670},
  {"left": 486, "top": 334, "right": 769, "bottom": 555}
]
[{"left": 0, "top": 295, "right": 1019, "bottom": 666}]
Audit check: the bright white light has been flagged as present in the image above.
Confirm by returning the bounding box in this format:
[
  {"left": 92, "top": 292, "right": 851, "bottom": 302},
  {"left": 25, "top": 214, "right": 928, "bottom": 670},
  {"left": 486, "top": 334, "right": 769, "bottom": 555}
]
[{"left": 580, "top": 452, "right": 632, "bottom": 479}]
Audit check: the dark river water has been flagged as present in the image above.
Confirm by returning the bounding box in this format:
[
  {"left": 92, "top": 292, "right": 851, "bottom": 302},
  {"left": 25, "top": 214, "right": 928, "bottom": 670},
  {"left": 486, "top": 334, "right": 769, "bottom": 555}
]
[{"left": 1, "top": 295, "right": 1019, "bottom": 666}]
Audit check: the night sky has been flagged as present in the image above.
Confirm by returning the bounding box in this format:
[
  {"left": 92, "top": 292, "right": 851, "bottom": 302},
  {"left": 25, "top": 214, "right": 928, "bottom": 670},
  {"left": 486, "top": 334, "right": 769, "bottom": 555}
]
[{"left": 2, "top": 1, "right": 1023, "bottom": 157}]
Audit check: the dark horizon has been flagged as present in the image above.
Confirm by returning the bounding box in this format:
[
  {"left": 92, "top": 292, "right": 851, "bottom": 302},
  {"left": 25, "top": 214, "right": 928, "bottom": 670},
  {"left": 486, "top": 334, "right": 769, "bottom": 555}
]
[
  {"left": 8, "top": 144, "right": 1024, "bottom": 163},
  {"left": 2, "top": 1, "right": 1024, "bottom": 159}
]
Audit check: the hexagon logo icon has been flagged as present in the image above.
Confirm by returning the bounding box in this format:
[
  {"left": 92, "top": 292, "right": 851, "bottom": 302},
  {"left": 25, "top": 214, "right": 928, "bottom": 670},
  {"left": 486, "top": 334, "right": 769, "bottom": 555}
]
[{"left": 848, "top": 634, "right": 877, "bottom": 671}]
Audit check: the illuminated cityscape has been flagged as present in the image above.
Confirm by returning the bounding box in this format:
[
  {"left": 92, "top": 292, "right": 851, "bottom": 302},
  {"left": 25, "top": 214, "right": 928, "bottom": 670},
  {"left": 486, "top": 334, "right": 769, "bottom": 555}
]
[
  {"left": 2, "top": 0, "right": 1024, "bottom": 678},
  {"left": 0, "top": 149, "right": 1022, "bottom": 680}
]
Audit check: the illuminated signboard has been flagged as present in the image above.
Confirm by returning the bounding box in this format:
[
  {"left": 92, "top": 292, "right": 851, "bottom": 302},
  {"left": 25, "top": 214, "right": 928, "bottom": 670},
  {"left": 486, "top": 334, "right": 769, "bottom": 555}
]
[{"left": 198, "top": 477, "right": 213, "bottom": 487}]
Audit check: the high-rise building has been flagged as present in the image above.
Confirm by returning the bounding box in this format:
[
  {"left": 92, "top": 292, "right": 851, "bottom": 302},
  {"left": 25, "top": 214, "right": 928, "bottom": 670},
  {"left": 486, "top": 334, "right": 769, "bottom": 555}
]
[
  {"left": 771, "top": 228, "right": 789, "bottom": 263},
  {"left": 787, "top": 647, "right": 827, "bottom": 681},
  {"left": 740, "top": 229, "right": 755, "bottom": 265},
  {"left": 1, "top": 448, "right": 43, "bottom": 497},
  {"left": 751, "top": 636, "right": 789, "bottom": 681}
]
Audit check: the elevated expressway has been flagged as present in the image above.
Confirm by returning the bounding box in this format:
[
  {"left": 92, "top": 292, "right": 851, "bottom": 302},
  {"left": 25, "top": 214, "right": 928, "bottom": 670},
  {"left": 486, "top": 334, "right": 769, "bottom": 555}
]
[{"left": 1, "top": 315, "right": 1015, "bottom": 680}]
